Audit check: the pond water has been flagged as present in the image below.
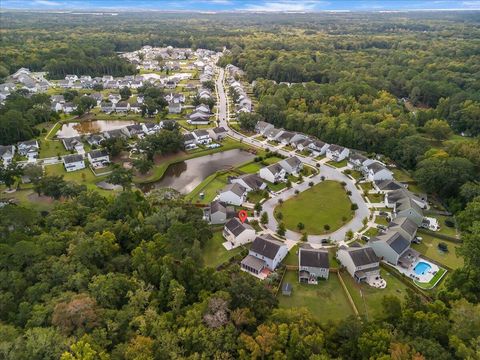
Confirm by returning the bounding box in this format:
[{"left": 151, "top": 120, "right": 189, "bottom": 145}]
[
  {"left": 139, "top": 149, "right": 255, "bottom": 194},
  {"left": 56, "top": 120, "right": 137, "bottom": 138}
]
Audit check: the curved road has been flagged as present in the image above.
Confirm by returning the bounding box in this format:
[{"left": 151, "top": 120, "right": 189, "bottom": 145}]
[{"left": 215, "top": 67, "right": 370, "bottom": 244}]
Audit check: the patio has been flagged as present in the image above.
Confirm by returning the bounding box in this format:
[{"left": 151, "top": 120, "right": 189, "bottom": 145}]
[{"left": 394, "top": 251, "right": 440, "bottom": 283}]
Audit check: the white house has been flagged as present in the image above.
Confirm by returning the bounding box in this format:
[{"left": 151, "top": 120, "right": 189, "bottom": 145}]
[
  {"left": 218, "top": 183, "right": 247, "bottom": 206},
  {"left": 259, "top": 163, "right": 286, "bottom": 183},
  {"left": 365, "top": 162, "right": 393, "bottom": 182},
  {"left": 279, "top": 156, "right": 303, "bottom": 175},
  {"left": 17, "top": 140, "right": 39, "bottom": 161},
  {"left": 62, "top": 137, "right": 84, "bottom": 154},
  {"left": 115, "top": 101, "right": 130, "bottom": 113},
  {"left": 326, "top": 144, "right": 350, "bottom": 162},
  {"left": 298, "top": 247, "right": 330, "bottom": 283},
  {"left": 337, "top": 245, "right": 380, "bottom": 283},
  {"left": 192, "top": 129, "right": 211, "bottom": 145},
  {"left": 223, "top": 218, "right": 256, "bottom": 248},
  {"left": 209, "top": 127, "right": 228, "bottom": 141},
  {"left": 63, "top": 154, "right": 85, "bottom": 172},
  {"left": 0, "top": 145, "right": 15, "bottom": 166},
  {"left": 168, "top": 102, "right": 182, "bottom": 114},
  {"left": 255, "top": 121, "right": 274, "bottom": 136},
  {"left": 368, "top": 230, "right": 411, "bottom": 266},
  {"left": 307, "top": 140, "right": 330, "bottom": 156},
  {"left": 87, "top": 149, "right": 110, "bottom": 168},
  {"left": 241, "top": 236, "right": 289, "bottom": 275},
  {"left": 347, "top": 152, "right": 368, "bottom": 170},
  {"left": 142, "top": 122, "right": 161, "bottom": 135}
]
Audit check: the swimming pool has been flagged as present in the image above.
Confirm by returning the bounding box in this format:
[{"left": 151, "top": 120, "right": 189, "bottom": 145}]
[{"left": 414, "top": 261, "right": 431, "bottom": 275}]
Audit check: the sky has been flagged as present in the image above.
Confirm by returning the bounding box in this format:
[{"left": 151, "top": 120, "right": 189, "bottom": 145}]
[{"left": 2, "top": 0, "right": 480, "bottom": 12}]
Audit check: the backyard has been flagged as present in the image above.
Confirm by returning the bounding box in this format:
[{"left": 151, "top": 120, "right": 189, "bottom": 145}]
[
  {"left": 341, "top": 268, "right": 409, "bottom": 320},
  {"left": 278, "top": 270, "right": 354, "bottom": 322},
  {"left": 202, "top": 231, "right": 245, "bottom": 268},
  {"left": 274, "top": 180, "right": 353, "bottom": 234},
  {"left": 411, "top": 233, "right": 463, "bottom": 269}
]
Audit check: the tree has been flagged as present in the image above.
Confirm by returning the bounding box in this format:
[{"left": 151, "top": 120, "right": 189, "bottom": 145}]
[
  {"left": 103, "top": 137, "right": 128, "bottom": 157},
  {"left": 119, "top": 86, "right": 132, "bottom": 100},
  {"left": 106, "top": 165, "right": 133, "bottom": 191},
  {"left": 238, "top": 113, "right": 264, "bottom": 132},
  {"left": 277, "top": 222, "right": 286, "bottom": 236},
  {"left": 254, "top": 202, "right": 262, "bottom": 213},
  {"left": 424, "top": 119, "right": 452, "bottom": 140},
  {"left": 297, "top": 222, "right": 305, "bottom": 231},
  {"left": 74, "top": 96, "right": 96, "bottom": 116},
  {"left": 260, "top": 211, "right": 269, "bottom": 225},
  {"left": 52, "top": 294, "right": 99, "bottom": 336},
  {"left": 133, "top": 157, "right": 153, "bottom": 175},
  {"left": 0, "top": 162, "right": 23, "bottom": 189},
  {"left": 61, "top": 339, "right": 109, "bottom": 360},
  {"left": 23, "top": 164, "right": 43, "bottom": 183}
]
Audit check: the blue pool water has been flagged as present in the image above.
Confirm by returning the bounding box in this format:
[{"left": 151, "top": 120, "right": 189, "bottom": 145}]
[{"left": 414, "top": 261, "right": 431, "bottom": 275}]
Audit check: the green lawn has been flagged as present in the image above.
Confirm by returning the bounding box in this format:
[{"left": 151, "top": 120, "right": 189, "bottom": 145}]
[
  {"left": 275, "top": 180, "right": 353, "bottom": 234},
  {"left": 367, "top": 192, "right": 384, "bottom": 203},
  {"left": 414, "top": 268, "right": 447, "bottom": 289},
  {"left": 1, "top": 186, "right": 56, "bottom": 212},
  {"left": 391, "top": 168, "right": 414, "bottom": 182},
  {"left": 267, "top": 181, "right": 287, "bottom": 192},
  {"left": 341, "top": 268, "right": 408, "bottom": 320},
  {"left": 38, "top": 139, "right": 69, "bottom": 158},
  {"left": 247, "top": 190, "right": 268, "bottom": 204},
  {"left": 375, "top": 215, "right": 390, "bottom": 226},
  {"left": 282, "top": 245, "right": 298, "bottom": 266},
  {"left": 202, "top": 231, "right": 245, "bottom": 268},
  {"left": 238, "top": 162, "right": 262, "bottom": 174},
  {"left": 328, "top": 159, "right": 348, "bottom": 168},
  {"left": 411, "top": 234, "right": 463, "bottom": 269},
  {"left": 344, "top": 169, "right": 363, "bottom": 180},
  {"left": 433, "top": 215, "right": 459, "bottom": 237},
  {"left": 187, "top": 172, "right": 230, "bottom": 204},
  {"left": 364, "top": 227, "right": 379, "bottom": 238},
  {"left": 278, "top": 270, "right": 354, "bottom": 322}
]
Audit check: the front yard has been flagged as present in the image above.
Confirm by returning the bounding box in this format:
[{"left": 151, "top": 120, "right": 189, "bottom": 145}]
[
  {"left": 278, "top": 270, "right": 354, "bottom": 322},
  {"left": 274, "top": 180, "right": 353, "bottom": 234}
]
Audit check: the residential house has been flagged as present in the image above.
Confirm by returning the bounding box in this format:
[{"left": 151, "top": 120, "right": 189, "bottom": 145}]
[
  {"left": 87, "top": 149, "right": 110, "bottom": 168},
  {"left": 183, "top": 133, "right": 197, "bottom": 150},
  {"left": 265, "top": 128, "right": 284, "bottom": 142},
  {"left": 223, "top": 218, "right": 256, "bottom": 248},
  {"left": 159, "top": 120, "right": 177, "bottom": 129},
  {"left": 187, "top": 111, "right": 210, "bottom": 125},
  {"left": 142, "top": 122, "right": 161, "bottom": 135},
  {"left": 337, "top": 245, "right": 380, "bottom": 283},
  {"left": 130, "top": 102, "right": 142, "bottom": 113},
  {"left": 298, "top": 247, "right": 330, "bottom": 283},
  {"left": 368, "top": 229, "right": 411, "bottom": 266},
  {"left": 0, "top": 145, "right": 15, "bottom": 165},
  {"left": 63, "top": 154, "right": 85, "bottom": 172},
  {"left": 326, "top": 144, "right": 350, "bottom": 162},
  {"left": 259, "top": 163, "right": 286, "bottom": 184},
  {"left": 373, "top": 179, "right": 405, "bottom": 193},
  {"left": 204, "top": 200, "right": 234, "bottom": 225},
  {"left": 89, "top": 93, "right": 103, "bottom": 106},
  {"left": 393, "top": 198, "right": 424, "bottom": 227},
  {"left": 231, "top": 174, "right": 266, "bottom": 192},
  {"left": 289, "top": 133, "right": 307, "bottom": 147},
  {"left": 108, "top": 94, "right": 121, "bottom": 104},
  {"left": 365, "top": 162, "right": 393, "bottom": 182},
  {"left": 168, "top": 102, "right": 182, "bottom": 114},
  {"left": 296, "top": 139, "right": 313, "bottom": 151},
  {"left": 125, "top": 124, "right": 144, "bottom": 138},
  {"left": 307, "top": 140, "right": 329, "bottom": 156},
  {"left": 85, "top": 134, "right": 105, "bottom": 147},
  {"left": 241, "top": 236, "right": 289, "bottom": 275},
  {"left": 101, "top": 101, "right": 114, "bottom": 113},
  {"left": 165, "top": 93, "right": 185, "bottom": 103},
  {"left": 115, "top": 102, "right": 130, "bottom": 113},
  {"left": 279, "top": 156, "right": 303, "bottom": 175},
  {"left": 347, "top": 152, "right": 368, "bottom": 170},
  {"left": 195, "top": 104, "right": 211, "bottom": 114},
  {"left": 255, "top": 121, "right": 274, "bottom": 136},
  {"left": 192, "top": 129, "right": 211, "bottom": 145},
  {"left": 388, "top": 217, "right": 418, "bottom": 242},
  {"left": 63, "top": 102, "right": 77, "bottom": 114},
  {"left": 209, "top": 127, "right": 228, "bottom": 141},
  {"left": 277, "top": 131, "right": 295, "bottom": 145},
  {"left": 17, "top": 140, "right": 39, "bottom": 161},
  {"left": 385, "top": 188, "right": 427, "bottom": 209},
  {"left": 103, "top": 129, "right": 129, "bottom": 140},
  {"left": 62, "top": 137, "right": 84, "bottom": 154},
  {"left": 218, "top": 183, "right": 247, "bottom": 206}
]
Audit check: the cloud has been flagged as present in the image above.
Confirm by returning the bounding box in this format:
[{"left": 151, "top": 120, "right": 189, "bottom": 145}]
[
  {"left": 241, "top": 1, "right": 328, "bottom": 12},
  {"left": 33, "top": 0, "right": 62, "bottom": 5}
]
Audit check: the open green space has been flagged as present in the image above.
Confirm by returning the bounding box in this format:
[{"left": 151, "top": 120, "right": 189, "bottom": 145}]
[
  {"left": 341, "top": 268, "right": 409, "bottom": 320},
  {"left": 202, "top": 231, "right": 245, "bottom": 268},
  {"left": 0, "top": 186, "right": 55, "bottom": 212},
  {"left": 38, "top": 139, "right": 69, "bottom": 158},
  {"left": 414, "top": 268, "right": 447, "bottom": 289},
  {"left": 278, "top": 270, "right": 354, "bottom": 322},
  {"left": 186, "top": 172, "right": 230, "bottom": 204},
  {"left": 366, "top": 192, "right": 384, "bottom": 203},
  {"left": 411, "top": 234, "right": 463, "bottom": 269},
  {"left": 328, "top": 159, "right": 348, "bottom": 168},
  {"left": 275, "top": 180, "right": 353, "bottom": 234}
]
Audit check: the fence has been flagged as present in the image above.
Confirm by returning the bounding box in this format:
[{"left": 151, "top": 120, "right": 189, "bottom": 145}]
[{"left": 417, "top": 228, "right": 462, "bottom": 243}]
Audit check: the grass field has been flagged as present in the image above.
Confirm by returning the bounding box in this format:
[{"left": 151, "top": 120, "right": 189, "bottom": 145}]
[
  {"left": 275, "top": 180, "right": 353, "bottom": 234},
  {"left": 414, "top": 268, "right": 447, "bottom": 289},
  {"left": 328, "top": 159, "right": 348, "bottom": 168},
  {"left": 341, "top": 268, "right": 408, "bottom": 320},
  {"left": 202, "top": 231, "right": 245, "bottom": 268},
  {"left": 38, "top": 139, "right": 69, "bottom": 158},
  {"left": 278, "top": 270, "right": 354, "bottom": 322},
  {"left": 412, "top": 234, "right": 463, "bottom": 269},
  {"left": 187, "top": 172, "right": 230, "bottom": 204},
  {"left": 367, "top": 192, "right": 384, "bottom": 203},
  {"left": 282, "top": 245, "right": 299, "bottom": 266}
]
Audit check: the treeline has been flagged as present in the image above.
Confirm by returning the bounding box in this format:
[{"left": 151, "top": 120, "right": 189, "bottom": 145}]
[
  {"left": 0, "top": 91, "right": 59, "bottom": 145},
  {"left": 0, "top": 186, "right": 479, "bottom": 359}
]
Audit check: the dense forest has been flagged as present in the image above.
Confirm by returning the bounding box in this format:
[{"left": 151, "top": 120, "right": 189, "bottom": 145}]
[
  {"left": 1, "top": 11, "right": 480, "bottom": 359},
  {"left": 1, "top": 187, "right": 479, "bottom": 359}
]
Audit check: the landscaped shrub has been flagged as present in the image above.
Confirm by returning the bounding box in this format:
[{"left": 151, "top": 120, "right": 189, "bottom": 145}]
[
  {"left": 294, "top": 189, "right": 300, "bottom": 195},
  {"left": 308, "top": 181, "right": 314, "bottom": 187},
  {"left": 277, "top": 212, "right": 283, "bottom": 220},
  {"left": 351, "top": 203, "right": 358, "bottom": 211},
  {"left": 438, "top": 242, "right": 449, "bottom": 252},
  {"left": 347, "top": 190, "right": 352, "bottom": 196},
  {"left": 445, "top": 219, "right": 455, "bottom": 228},
  {"left": 320, "top": 176, "right": 325, "bottom": 181},
  {"left": 324, "top": 224, "right": 330, "bottom": 231},
  {"left": 341, "top": 181, "right": 347, "bottom": 187}
]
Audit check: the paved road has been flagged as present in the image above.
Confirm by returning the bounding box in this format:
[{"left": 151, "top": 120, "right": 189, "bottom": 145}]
[{"left": 215, "top": 67, "right": 370, "bottom": 243}]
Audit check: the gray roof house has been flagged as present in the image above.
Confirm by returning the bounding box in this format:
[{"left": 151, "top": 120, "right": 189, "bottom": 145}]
[
  {"left": 63, "top": 154, "right": 85, "bottom": 172},
  {"left": 279, "top": 156, "right": 303, "bottom": 175},
  {"left": 62, "top": 136, "right": 84, "bottom": 153},
  {"left": 388, "top": 216, "right": 418, "bottom": 242},
  {"left": 241, "top": 236, "right": 289, "bottom": 275},
  {"left": 299, "top": 247, "right": 330, "bottom": 283},
  {"left": 368, "top": 230, "right": 411, "bottom": 266},
  {"left": 348, "top": 152, "right": 368, "bottom": 170},
  {"left": 204, "top": 200, "right": 235, "bottom": 225},
  {"left": 0, "top": 145, "right": 15, "bottom": 165},
  {"left": 85, "top": 134, "right": 105, "bottom": 146},
  {"left": 231, "top": 174, "right": 267, "bottom": 192},
  {"left": 255, "top": 121, "right": 274, "bottom": 135},
  {"left": 210, "top": 127, "right": 228, "bottom": 140},
  {"left": 365, "top": 162, "right": 393, "bottom": 182},
  {"left": 385, "top": 188, "right": 427, "bottom": 210},
  {"left": 218, "top": 183, "right": 247, "bottom": 206},
  {"left": 326, "top": 144, "right": 350, "bottom": 162},
  {"left": 373, "top": 179, "right": 405, "bottom": 192},
  {"left": 394, "top": 197, "right": 424, "bottom": 227},
  {"left": 337, "top": 245, "right": 380, "bottom": 283},
  {"left": 223, "top": 218, "right": 256, "bottom": 247}
]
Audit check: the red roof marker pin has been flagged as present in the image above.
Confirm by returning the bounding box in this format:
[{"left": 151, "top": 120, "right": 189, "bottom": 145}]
[{"left": 238, "top": 210, "right": 248, "bottom": 223}]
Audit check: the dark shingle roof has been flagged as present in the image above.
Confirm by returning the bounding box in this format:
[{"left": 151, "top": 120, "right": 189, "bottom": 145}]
[
  {"left": 371, "top": 230, "right": 410, "bottom": 255},
  {"left": 224, "top": 218, "right": 253, "bottom": 236},
  {"left": 374, "top": 180, "right": 404, "bottom": 191},
  {"left": 388, "top": 217, "right": 418, "bottom": 238},
  {"left": 299, "top": 248, "right": 329, "bottom": 268},
  {"left": 222, "top": 183, "right": 246, "bottom": 197},
  {"left": 212, "top": 126, "right": 227, "bottom": 134},
  {"left": 88, "top": 149, "right": 108, "bottom": 159},
  {"left": 347, "top": 247, "right": 379, "bottom": 266},
  {"left": 250, "top": 236, "right": 285, "bottom": 260},
  {"left": 367, "top": 162, "right": 389, "bottom": 174},
  {"left": 63, "top": 154, "right": 84, "bottom": 164},
  {"left": 210, "top": 200, "right": 227, "bottom": 215},
  {"left": 237, "top": 174, "right": 265, "bottom": 190}
]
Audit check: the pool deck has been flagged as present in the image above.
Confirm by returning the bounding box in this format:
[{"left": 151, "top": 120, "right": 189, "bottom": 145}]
[{"left": 391, "top": 258, "right": 439, "bottom": 284}]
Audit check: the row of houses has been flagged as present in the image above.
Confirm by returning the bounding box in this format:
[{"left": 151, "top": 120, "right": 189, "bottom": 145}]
[
  {"left": 62, "top": 149, "right": 110, "bottom": 172},
  {"left": 0, "top": 139, "right": 40, "bottom": 165},
  {"left": 1, "top": 68, "right": 51, "bottom": 101},
  {"left": 187, "top": 103, "right": 213, "bottom": 125},
  {"left": 225, "top": 65, "right": 252, "bottom": 114},
  {"left": 183, "top": 127, "right": 227, "bottom": 150}
]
